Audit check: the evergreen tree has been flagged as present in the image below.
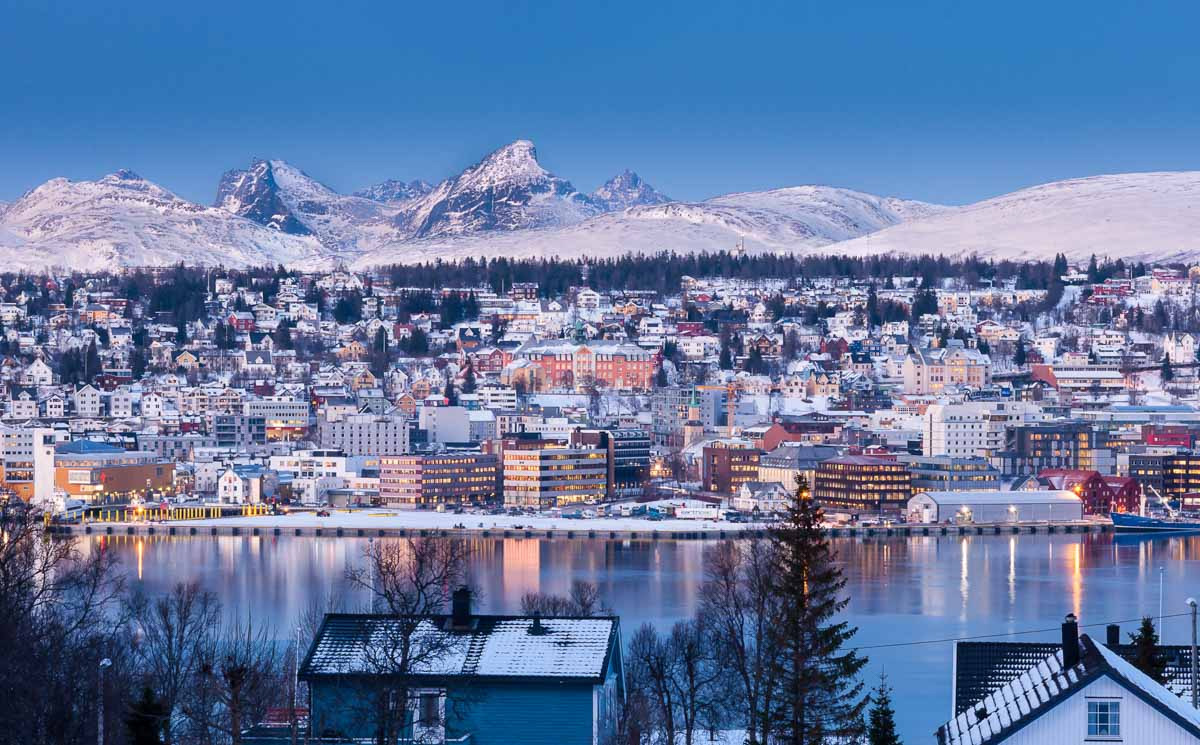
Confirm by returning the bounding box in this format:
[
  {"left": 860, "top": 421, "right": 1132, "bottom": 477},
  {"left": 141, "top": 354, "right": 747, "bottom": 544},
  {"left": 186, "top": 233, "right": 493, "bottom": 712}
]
[
  {"left": 1013, "top": 338, "right": 1027, "bottom": 367},
  {"left": 369, "top": 327, "right": 391, "bottom": 377},
  {"left": 1162, "top": 356, "right": 1175, "bottom": 383},
  {"left": 461, "top": 359, "right": 477, "bottom": 394},
  {"left": 655, "top": 363, "right": 669, "bottom": 388},
  {"left": 84, "top": 340, "right": 101, "bottom": 382},
  {"left": 1087, "top": 254, "right": 1100, "bottom": 283},
  {"left": 130, "top": 348, "right": 147, "bottom": 380},
  {"left": 866, "top": 672, "right": 902, "bottom": 745},
  {"left": 767, "top": 476, "right": 868, "bottom": 743},
  {"left": 124, "top": 685, "right": 166, "bottom": 745},
  {"left": 866, "top": 284, "right": 881, "bottom": 328},
  {"left": 718, "top": 325, "right": 734, "bottom": 370},
  {"left": 272, "top": 318, "right": 295, "bottom": 350},
  {"left": 175, "top": 323, "right": 188, "bottom": 347},
  {"left": 443, "top": 376, "right": 459, "bottom": 406},
  {"left": 1128, "top": 616, "right": 1169, "bottom": 684}
]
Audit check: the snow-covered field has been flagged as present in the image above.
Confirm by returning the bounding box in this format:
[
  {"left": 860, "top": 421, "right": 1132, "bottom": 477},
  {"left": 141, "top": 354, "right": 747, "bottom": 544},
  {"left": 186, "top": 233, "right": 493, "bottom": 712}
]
[{"left": 168, "top": 508, "right": 764, "bottom": 534}]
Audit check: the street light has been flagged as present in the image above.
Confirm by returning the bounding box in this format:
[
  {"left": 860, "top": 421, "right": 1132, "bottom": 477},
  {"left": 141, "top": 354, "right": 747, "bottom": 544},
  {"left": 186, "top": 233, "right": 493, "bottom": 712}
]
[
  {"left": 98, "top": 657, "right": 112, "bottom": 745},
  {"left": 1189, "top": 598, "right": 1198, "bottom": 710}
]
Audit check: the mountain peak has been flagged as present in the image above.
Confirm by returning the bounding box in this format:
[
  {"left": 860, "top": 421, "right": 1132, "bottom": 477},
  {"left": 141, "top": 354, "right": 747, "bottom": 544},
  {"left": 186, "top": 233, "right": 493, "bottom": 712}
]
[
  {"left": 105, "top": 169, "right": 144, "bottom": 182},
  {"left": 354, "top": 178, "right": 433, "bottom": 204},
  {"left": 215, "top": 159, "right": 312, "bottom": 236},
  {"left": 464, "top": 139, "right": 552, "bottom": 188},
  {"left": 592, "top": 169, "right": 671, "bottom": 211}
]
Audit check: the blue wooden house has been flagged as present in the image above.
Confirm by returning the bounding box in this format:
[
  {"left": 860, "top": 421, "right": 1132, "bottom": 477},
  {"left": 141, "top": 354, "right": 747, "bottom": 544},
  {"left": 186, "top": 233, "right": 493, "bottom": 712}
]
[{"left": 297, "top": 590, "right": 624, "bottom": 745}]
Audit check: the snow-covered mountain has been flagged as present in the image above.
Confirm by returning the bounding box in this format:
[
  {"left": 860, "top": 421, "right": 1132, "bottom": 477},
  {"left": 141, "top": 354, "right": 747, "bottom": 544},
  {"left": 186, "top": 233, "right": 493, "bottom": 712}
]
[
  {"left": 590, "top": 170, "right": 670, "bottom": 211},
  {"left": 357, "top": 185, "right": 947, "bottom": 266},
  {"left": 0, "top": 170, "right": 327, "bottom": 269},
  {"left": 834, "top": 172, "right": 1200, "bottom": 262},
  {"left": 400, "top": 140, "right": 602, "bottom": 239},
  {"left": 216, "top": 159, "right": 402, "bottom": 254},
  {"left": 353, "top": 179, "right": 433, "bottom": 204}
]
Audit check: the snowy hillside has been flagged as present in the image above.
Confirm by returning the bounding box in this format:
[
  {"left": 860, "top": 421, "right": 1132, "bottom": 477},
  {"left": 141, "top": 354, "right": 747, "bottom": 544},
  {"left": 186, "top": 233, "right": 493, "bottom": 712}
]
[
  {"left": 217, "top": 159, "right": 403, "bottom": 254},
  {"left": 399, "top": 140, "right": 602, "bottom": 238},
  {"left": 834, "top": 172, "right": 1200, "bottom": 262},
  {"left": 356, "top": 185, "right": 947, "bottom": 266},
  {"left": 0, "top": 170, "right": 328, "bottom": 269}
]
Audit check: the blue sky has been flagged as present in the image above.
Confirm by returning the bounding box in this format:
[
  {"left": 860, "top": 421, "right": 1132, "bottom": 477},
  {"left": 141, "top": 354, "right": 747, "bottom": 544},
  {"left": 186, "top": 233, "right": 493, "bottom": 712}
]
[{"left": 2, "top": 0, "right": 1199, "bottom": 206}]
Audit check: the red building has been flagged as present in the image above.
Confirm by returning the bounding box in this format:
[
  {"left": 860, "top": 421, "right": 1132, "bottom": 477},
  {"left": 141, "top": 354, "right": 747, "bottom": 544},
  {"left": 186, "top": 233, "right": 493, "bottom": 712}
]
[
  {"left": 1036, "top": 468, "right": 1139, "bottom": 514},
  {"left": 228, "top": 311, "right": 256, "bottom": 332},
  {"left": 513, "top": 340, "right": 654, "bottom": 392},
  {"left": 1141, "top": 424, "right": 1195, "bottom": 448}
]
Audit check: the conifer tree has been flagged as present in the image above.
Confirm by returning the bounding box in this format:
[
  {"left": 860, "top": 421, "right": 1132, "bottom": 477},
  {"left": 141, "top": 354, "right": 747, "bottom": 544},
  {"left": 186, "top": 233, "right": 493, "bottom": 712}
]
[
  {"left": 766, "top": 475, "right": 868, "bottom": 743},
  {"left": 1128, "top": 616, "right": 1169, "bottom": 684},
  {"left": 1162, "top": 356, "right": 1175, "bottom": 383},
  {"left": 867, "top": 672, "right": 902, "bottom": 745}
]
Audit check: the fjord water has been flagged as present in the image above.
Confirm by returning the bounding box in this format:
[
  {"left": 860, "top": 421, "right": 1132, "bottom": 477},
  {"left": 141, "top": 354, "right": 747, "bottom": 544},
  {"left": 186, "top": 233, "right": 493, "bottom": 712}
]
[{"left": 98, "top": 533, "right": 1200, "bottom": 741}]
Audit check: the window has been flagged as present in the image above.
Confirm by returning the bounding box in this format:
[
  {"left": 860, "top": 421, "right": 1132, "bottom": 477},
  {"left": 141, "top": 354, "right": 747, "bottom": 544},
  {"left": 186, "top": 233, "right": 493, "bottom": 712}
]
[
  {"left": 419, "top": 693, "right": 441, "bottom": 724},
  {"left": 1087, "top": 700, "right": 1120, "bottom": 737}
]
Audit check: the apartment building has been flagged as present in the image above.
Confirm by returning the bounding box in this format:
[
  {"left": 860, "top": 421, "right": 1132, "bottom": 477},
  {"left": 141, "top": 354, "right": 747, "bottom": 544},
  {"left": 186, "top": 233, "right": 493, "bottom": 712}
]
[
  {"left": 318, "top": 413, "right": 410, "bottom": 456},
  {"left": 378, "top": 452, "right": 499, "bottom": 508},
  {"left": 923, "top": 401, "right": 1048, "bottom": 458},
  {"left": 502, "top": 446, "right": 607, "bottom": 508}
]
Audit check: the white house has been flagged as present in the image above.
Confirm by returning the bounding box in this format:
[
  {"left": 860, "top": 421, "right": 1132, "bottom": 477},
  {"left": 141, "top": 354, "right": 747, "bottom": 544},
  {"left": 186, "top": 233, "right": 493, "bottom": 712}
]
[
  {"left": 73, "top": 384, "right": 102, "bottom": 418},
  {"left": 939, "top": 616, "right": 1200, "bottom": 744}
]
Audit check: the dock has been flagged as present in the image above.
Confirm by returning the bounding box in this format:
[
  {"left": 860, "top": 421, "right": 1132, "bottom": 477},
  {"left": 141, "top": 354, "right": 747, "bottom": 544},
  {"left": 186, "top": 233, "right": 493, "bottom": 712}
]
[{"left": 47, "top": 520, "right": 1113, "bottom": 541}]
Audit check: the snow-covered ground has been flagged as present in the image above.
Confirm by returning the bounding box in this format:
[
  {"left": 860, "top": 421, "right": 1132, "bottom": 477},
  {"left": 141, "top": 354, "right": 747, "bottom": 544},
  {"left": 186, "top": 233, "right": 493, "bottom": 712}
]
[{"left": 167, "top": 508, "right": 764, "bottom": 534}]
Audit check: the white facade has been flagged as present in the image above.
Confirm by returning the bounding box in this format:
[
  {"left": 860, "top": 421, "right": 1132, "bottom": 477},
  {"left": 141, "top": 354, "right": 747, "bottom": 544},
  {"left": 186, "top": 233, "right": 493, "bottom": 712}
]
[
  {"left": 418, "top": 405, "right": 470, "bottom": 444},
  {"left": 318, "top": 413, "right": 410, "bottom": 456},
  {"left": 907, "top": 490, "right": 1083, "bottom": 524},
  {"left": 923, "top": 401, "right": 1048, "bottom": 458}
]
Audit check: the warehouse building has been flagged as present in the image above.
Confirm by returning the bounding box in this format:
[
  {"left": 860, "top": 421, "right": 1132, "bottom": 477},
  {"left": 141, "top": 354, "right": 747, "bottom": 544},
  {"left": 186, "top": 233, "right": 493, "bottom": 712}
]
[{"left": 906, "top": 489, "right": 1083, "bottom": 524}]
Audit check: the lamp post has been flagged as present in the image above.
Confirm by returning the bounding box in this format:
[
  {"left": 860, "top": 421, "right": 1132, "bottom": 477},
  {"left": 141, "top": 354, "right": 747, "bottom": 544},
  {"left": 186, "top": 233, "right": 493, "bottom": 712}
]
[
  {"left": 98, "top": 657, "right": 112, "bottom": 745},
  {"left": 1189, "top": 598, "right": 1198, "bottom": 710}
]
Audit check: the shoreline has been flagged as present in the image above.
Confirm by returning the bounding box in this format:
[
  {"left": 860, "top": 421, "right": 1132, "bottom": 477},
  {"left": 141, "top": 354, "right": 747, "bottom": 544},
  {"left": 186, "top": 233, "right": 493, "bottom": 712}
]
[{"left": 49, "top": 509, "right": 1113, "bottom": 540}]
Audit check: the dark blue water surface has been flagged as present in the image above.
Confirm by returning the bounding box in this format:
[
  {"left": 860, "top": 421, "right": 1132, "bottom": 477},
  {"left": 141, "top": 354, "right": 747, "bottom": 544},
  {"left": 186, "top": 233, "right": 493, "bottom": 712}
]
[{"left": 96, "top": 532, "right": 1200, "bottom": 742}]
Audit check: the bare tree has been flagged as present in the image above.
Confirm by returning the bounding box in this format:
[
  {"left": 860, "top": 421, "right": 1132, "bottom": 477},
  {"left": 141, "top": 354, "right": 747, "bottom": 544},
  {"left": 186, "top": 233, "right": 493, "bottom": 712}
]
[
  {"left": 669, "top": 618, "right": 722, "bottom": 745},
  {"left": 185, "top": 614, "right": 281, "bottom": 745},
  {"left": 628, "top": 623, "right": 678, "bottom": 745},
  {"left": 338, "top": 537, "right": 472, "bottom": 745},
  {"left": 521, "top": 580, "right": 609, "bottom": 617},
  {"left": 698, "top": 540, "right": 783, "bottom": 745},
  {"left": 128, "top": 582, "right": 221, "bottom": 745},
  {"left": 0, "top": 500, "right": 130, "bottom": 745}
]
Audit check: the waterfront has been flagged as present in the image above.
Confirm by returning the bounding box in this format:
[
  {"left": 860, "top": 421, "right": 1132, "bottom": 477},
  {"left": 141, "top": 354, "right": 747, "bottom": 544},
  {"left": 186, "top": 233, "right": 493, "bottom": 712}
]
[{"left": 98, "top": 531, "right": 1200, "bottom": 742}]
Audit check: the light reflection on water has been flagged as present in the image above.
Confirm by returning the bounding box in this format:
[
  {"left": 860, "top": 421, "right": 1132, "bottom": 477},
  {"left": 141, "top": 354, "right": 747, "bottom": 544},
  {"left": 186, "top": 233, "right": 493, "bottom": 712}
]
[{"left": 89, "top": 532, "right": 1200, "bottom": 742}]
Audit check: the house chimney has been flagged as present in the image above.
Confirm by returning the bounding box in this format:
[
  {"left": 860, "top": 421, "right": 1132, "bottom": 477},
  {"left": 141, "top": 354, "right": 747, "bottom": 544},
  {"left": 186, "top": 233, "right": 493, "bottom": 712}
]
[
  {"left": 1106, "top": 624, "right": 1120, "bottom": 648},
  {"left": 1062, "top": 613, "right": 1080, "bottom": 668},
  {"left": 451, "top": 586, "right": 472, "bottom": 627},
  {"left": 528, "top": 611, "right": 548, "bottom": 636}
]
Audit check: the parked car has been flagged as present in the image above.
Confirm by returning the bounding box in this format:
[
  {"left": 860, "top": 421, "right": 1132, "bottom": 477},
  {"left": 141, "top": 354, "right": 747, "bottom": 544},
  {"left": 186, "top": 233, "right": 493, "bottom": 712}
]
[{"left": 316, "top": 509, "right": 331, "bottom": 517}]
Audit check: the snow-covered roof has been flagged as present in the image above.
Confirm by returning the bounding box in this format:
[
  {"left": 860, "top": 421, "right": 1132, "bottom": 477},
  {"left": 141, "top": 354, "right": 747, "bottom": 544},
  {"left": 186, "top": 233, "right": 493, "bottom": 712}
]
[
  {"left": 301, "top": 614, "right": 618, "bottom": 682},
  {"left": 913, "top": 490, "right": 1082, "bottom": 506},
  {"left": 938, "top": 634, "right": 1200, "bottom": 745}
]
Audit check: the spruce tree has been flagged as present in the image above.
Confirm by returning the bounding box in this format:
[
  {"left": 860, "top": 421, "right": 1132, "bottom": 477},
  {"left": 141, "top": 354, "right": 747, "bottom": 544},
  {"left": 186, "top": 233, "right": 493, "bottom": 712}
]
[
  {"left": 1128, "top": 616, "right": 1169, "bottom": 684},
  {"left": 867, "top": 672, "right": 902, "bottom": 745},
  {"left": 767, "top": 475, "right": 868, "bottom": 744},
  {"left": 1162, "top": 356, "right": 1174, "bottom": 383}
]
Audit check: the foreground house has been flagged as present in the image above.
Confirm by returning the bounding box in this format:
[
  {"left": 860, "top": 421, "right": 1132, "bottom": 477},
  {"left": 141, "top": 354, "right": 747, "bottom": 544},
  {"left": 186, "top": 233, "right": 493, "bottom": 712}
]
[
  {"left": 298, "top": 591, "right": 624, "bottom": 745},
  {"left": 938, "top": 614, "right": 1200, "bottom": 744}
]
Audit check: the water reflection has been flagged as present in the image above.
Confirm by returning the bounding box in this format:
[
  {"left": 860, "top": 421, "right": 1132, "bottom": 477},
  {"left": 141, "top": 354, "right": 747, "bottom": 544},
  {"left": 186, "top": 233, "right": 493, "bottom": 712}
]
[{"left": 86, "top": 531, "right": 1200, "bottom": 742}]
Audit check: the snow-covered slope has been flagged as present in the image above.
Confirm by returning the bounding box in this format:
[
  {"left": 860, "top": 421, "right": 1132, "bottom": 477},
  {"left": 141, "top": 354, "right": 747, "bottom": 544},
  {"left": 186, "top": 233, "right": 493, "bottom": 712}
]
[
  {"left": 400, "top": 140, "right": 601, "bottom": 238},
  {"left": 0, "top": 170, "right": 328, "bottom": 269},
  {"left": 591, "top": 170, "right": 670, "bottom": 211},
  {"left": 217, "top": 159, "right": 402, "bottom": 254},
  {"left": 353, "top": 179, "right": 433, "bottom": 204},
  {"left": 834, "top": 172, "right": 1200, "bottom": 262},
  {"left": 356, "top": 185, "right": 947, "bottom": 266}
]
